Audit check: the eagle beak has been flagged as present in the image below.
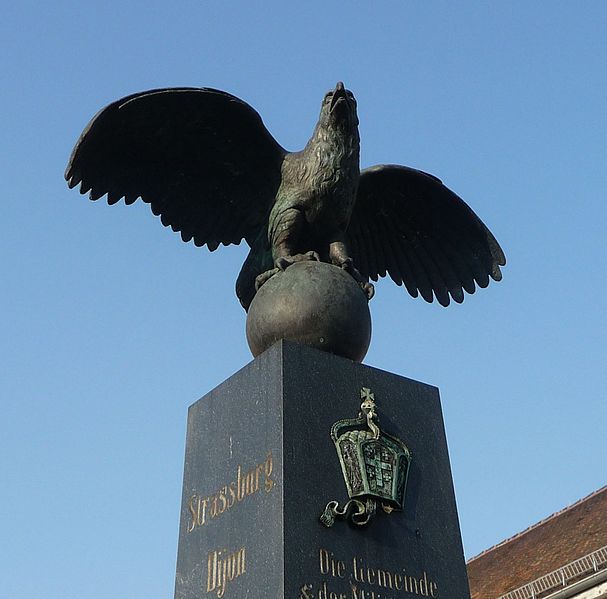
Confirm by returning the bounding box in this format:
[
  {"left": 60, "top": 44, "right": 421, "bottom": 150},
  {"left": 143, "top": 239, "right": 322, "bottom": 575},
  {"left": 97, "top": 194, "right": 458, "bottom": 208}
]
[{"left": 330, "top": 81, "right": 348, "bottom": 112}]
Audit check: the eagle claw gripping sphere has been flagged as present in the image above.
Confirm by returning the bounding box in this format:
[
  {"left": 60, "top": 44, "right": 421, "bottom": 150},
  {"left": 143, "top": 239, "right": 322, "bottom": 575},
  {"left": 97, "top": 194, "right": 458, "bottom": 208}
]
[{"left": 246, "top": 262, "right": 371, "bottom": 362}]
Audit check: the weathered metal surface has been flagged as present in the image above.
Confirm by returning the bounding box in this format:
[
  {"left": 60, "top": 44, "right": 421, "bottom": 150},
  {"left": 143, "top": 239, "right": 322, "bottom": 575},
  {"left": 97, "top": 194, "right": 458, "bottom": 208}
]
[
  {"left": 246, "top": 261, "right": 371, "bottom": 362},
  {"left": 66, "top": 82, "right": 505, "bottom": 359},
  {"left": 320, "top": 387, "right": 412, "bottom": 527}
]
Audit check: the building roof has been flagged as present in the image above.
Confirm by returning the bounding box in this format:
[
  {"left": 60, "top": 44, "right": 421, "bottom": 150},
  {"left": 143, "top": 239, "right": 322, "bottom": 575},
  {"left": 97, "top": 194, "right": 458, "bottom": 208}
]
[{"left": 467, "top": 485, "right": 607, "bottom": 599}]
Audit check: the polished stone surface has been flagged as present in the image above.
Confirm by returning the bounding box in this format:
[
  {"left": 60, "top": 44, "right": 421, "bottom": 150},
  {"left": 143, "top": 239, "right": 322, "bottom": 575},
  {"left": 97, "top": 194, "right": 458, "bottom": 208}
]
[{"left": 174, "top": 341, "right": 470, "bottom": 599}]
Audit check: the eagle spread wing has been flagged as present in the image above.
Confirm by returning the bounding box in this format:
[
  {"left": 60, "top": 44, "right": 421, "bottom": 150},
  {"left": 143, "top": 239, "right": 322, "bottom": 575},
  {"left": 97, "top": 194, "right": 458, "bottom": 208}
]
[
  {"left": 65, "top": 88, "right": 287, "bottom": 249},
  {"left": 347, "top": 165, "right": 506, "bottom": 306}
]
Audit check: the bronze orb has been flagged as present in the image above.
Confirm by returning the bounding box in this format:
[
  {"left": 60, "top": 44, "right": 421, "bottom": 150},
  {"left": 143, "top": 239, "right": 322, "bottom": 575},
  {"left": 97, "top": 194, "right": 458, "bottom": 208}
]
[{"left": 246, "top": 261, "right": 371, "bottom": 362}]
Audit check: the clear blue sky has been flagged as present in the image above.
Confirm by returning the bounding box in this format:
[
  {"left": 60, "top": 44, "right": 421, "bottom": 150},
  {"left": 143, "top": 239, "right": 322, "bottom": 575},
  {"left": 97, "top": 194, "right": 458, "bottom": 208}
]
[{"left": 2, "top": 2, "right": 606, "bottom": 597}]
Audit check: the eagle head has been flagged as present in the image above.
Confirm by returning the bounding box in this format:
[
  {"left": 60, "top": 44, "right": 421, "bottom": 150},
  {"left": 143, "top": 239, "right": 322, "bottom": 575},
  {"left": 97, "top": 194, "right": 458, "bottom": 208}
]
[{"left": 317, "top": 81, "right": 359, "bottom": 133}]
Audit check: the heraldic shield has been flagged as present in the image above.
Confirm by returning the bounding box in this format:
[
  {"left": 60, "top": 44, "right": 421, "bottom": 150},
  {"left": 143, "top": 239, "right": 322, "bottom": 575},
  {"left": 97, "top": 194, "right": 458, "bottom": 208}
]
[{"left": 320, "top": 388, "right": 412, "bottom": 527}]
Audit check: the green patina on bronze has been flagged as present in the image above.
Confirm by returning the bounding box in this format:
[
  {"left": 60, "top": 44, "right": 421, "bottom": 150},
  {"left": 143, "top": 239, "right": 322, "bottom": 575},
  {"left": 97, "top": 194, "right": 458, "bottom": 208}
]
[{"left": 320, "top": 388, "right": 411, "bottom": 527}]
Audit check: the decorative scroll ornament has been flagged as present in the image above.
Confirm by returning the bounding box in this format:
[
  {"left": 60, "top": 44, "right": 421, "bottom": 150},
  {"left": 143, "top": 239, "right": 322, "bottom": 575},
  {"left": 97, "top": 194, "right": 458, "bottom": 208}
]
[{"left": 320, "top": 388, "right": 412, "bottom": 527}]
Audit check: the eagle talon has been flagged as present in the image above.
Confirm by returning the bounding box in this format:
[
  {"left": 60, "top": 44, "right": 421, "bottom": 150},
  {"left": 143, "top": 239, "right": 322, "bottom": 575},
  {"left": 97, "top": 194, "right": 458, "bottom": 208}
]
[
  {"left": 255, "top": 267, "right": 280, "bottom": 291},
  {"left": 338, "top": 260, "right": 373, "bottom": 299},
  {"left": 339, "top": 257, "right": 354, "bottom": 272},
  {"left": 361, "top": 281, "right": 375, "bottom": 300},
  {"left": 276, "top": 252, "right": 320, "bottom": 271}
]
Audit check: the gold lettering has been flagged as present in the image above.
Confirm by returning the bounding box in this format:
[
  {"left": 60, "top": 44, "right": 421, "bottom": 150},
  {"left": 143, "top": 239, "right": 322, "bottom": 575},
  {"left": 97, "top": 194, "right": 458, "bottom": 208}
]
[
  {"left": 352, "top": 557, "right": 364, "bottom": 582},
  {"left": 264, "top": 451, "right": 274, "bottom": 492},
  {"left": 255, "top": 463, "right": 263, "bottom": 492},
  {"left": 407, "top": 575, "right": 419, "bottom": 594},
  {"left": 245, "top": 470, "right": 256, "bottom": 495},
  {"left": 218, "top": 487, "right": 227, "bottom": 514},
  {"left": 318, "top": 581, "right": 347, "bottom": 598},
  {"left": 187, "top": 450, "right": 276, "bottom": 533},
  {"left": 377, "top": 568, "right": 393, "bottom": 588},
  {"left": 320, "top": 548, "right": 330, "bottom": 574},
  {"left": 392, "top": 572, "right": 402, "bottom": 589},
  {"left": 237, "top": 546, "right": 246, "bottom": 575},
  {"left": 206, "top": 546, "right": 246, "bottom": 597},
  {"left": 419, "top": 571, "right": 430, "bottom": 596},
  {"left": 300, "top": 583, "right": 314, "bottom": 599},
  {"left": 237, "top": 465, "right": 246, "bottom": 501},
  {"left": 206, "top": 549, "right": 217, "bottom": 593},
  {"left": 344, "top": 552, "right": 440, "bottom": 597},
  {"left": 319, "top": 549, "right": 346, "bottom": 578},
  {"left": 228, "top": 482, "right": 236, "bottom": 508},
  {"left": 218, "top": 553, "right": 226, "bottom": 597},
  {"left": 187, "top": 494, "right": 198, "bottom": 533},
  {"left": 203, "top": 498, "right": 210, "bottom": 524},
  {"left": 227, "top": 552, "right": 235, "bottom": 581}
]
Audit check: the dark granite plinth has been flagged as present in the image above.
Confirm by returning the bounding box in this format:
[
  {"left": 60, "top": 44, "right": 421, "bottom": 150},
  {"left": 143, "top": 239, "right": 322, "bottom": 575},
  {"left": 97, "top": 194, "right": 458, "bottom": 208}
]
[{"left": 174, "top": 341, "right": 470, "bottom": 599}]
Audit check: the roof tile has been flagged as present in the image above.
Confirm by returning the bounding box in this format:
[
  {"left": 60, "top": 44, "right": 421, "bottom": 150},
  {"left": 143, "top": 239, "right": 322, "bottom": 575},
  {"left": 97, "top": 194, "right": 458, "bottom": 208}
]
[{"left": 466, "top": 486, "right": 607, "bottom": 599}]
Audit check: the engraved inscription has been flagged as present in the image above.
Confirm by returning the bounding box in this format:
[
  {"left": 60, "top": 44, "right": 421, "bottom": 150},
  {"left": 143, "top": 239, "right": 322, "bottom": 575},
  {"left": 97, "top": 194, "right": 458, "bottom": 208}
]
[
  {"left": 187, "top": 451, "right": 274, "bottom": 533},
  {"left": 299, "top": 548, "right": 439, "bottom": 598},
  {"left": 206, "top": 546, "right": 246, "bottom": 597}
]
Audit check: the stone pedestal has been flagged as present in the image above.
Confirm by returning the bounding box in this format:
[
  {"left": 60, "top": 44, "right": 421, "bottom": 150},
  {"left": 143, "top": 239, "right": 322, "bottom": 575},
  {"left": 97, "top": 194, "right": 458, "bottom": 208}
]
[{"left": 174, "top": 341, "right": 470, "bottom": 599}]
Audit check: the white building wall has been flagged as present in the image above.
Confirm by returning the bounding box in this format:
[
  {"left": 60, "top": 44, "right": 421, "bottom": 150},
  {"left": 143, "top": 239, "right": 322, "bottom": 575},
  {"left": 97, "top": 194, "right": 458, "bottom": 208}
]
[{"left": 570, "top": 579, "right": 607, "bottom": 599}]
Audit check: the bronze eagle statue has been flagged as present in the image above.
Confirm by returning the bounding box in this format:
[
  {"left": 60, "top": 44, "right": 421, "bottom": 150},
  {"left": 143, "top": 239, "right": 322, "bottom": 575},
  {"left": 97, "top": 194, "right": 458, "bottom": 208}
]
[{"left": 65, "top": 82, "right": 505, "bottom": 310}]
